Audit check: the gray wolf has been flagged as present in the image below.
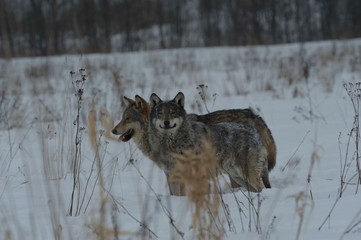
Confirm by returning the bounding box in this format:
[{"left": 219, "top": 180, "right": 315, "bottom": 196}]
[{"left": 148, "top": 92, "right": 270, "bottom": 193}]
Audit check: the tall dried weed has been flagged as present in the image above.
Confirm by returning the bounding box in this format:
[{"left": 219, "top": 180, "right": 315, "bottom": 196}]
[{"left": 171, "top": 139, "right": 224, "bottom": 240}]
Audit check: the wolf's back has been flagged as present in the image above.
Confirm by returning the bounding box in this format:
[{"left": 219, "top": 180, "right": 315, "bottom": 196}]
[{"left": 188, "top": 108, "right": 276, "bottom": 171}]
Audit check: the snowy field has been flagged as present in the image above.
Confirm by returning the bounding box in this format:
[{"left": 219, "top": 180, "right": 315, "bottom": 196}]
[{"left": 1, "top": 39, "right": 361, "bottom": 239}]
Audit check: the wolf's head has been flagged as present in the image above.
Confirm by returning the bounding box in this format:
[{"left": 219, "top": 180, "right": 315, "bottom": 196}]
[
  {"left": 112, "top": 95, "right": 150, "bottom": 142},
  {"left": 149, "top": 92, "right": 186, "bottom": 134}
]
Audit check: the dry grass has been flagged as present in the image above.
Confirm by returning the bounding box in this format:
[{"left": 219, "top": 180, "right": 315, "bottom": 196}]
[
  {"left": 87, "top": 223, "right": 134, "bottom": 239},
  {"left": 319, "top": 82, "right": 361, "bottom": 233},
  {"left": 170, "top": 139, "right": 224, "bottom": 240},
  {"left": 87, "top": 103, "right": 140, "bottom": 240},
  {"left": 98, "top": 106, "right": 118, "bottom": 142},
  {"left": 88, "top": 103, "right": 108, "bottom": 240}
]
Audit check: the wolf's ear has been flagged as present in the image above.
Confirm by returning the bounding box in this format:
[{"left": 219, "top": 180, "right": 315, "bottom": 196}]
[
  {"left": 134, "top": 95, "right": 146, "bottom": 109},
  {"left": 174, "top": 92, "right": 185, "bottom": 108},
  {"left": 123, "top": 96, "right": 135, "bottom": 106},
  {"left": 150, "top": 93, "right": 162, "bottom": 108}
]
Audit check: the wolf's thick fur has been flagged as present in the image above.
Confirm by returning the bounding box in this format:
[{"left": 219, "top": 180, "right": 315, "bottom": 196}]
[
  {"left": 112, "top": 94, "right": 275, "bottom": 195},
  {"left": 149, "top": 92, "right": 270, "bottom": 193},
  {"left": 188, "top": 109, "right": 276, "bottom": 171}
]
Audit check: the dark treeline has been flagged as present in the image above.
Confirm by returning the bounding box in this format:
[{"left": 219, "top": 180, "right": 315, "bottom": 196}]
[{"left": 0, "top": 0, "right": 361, "bottom": 57}]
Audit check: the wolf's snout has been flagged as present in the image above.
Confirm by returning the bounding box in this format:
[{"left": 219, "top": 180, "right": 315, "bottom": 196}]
[{"left": 164, "top": 120, "right": 170, "bottom": 126}]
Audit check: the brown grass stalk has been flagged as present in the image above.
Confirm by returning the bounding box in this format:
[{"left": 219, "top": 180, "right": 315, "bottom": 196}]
[
  {"left": 99, "top": 106, "right": 119, "bottom": 142},
  {"left": 88, "top": 102, "right": 108, "bottom": 240},
  {"left": 171, "top": 139, "right": 224, "bottom": 240}
]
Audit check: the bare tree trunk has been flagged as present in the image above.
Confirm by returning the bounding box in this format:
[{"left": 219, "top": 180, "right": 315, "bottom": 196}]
[
  {"left": 171, "top": 0, "right": 183, "bottom": 48},
  {"left": 101, "top": 0, "right": 111, "bottom": 52},
  {"left": 47, "top": 0, "right": 59, "bottom": 55},
  {"left": 79, "top": 0, "right": 98, "bottom": 52},
  {"left": 320, "top": 0, "right": 335, "bottom": 39},
  {"left": 347, "top": 0, "right": 361, "bottom": 38},
  {"left": 156, "top": 0, "right": 166, "bottom": 48},
  {"left": 250, "top": 1, "right": 262, "bottom": 45},
  {"left": 123, "top": 0, "right": 134, "bottom": 51},
  {"left": 30, "top": 0, "right": 47, "bottom": 55},
  {"left": 199, "top": 0, "right": 222, "bottom": 46},
  {"left": 0, "top": 0, "right": 12, "bottom": 58}
]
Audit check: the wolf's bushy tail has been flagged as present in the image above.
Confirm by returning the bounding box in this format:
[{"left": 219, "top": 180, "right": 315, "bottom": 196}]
[{"left": 254, "top": 114, "right": 276, "bottom": 171}]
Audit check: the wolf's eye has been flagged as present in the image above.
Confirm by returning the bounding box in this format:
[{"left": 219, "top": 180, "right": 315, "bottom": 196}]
[
  {"left": 170, "top": 110, "right": 176, "bottom": 117},
  {"left": 157, "top": 110, "right": 163, "bottom": 116}
]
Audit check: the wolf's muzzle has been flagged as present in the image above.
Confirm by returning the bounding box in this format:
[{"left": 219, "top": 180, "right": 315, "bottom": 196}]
[
  {"left": 119, "top": 129, "right": 134, "bottom": 141},
  {"left": 160, "top": 120, "right": 176, "bottom": 129},
  {"left": 112, "top": 128, "right": 134, "bottom": 142}
]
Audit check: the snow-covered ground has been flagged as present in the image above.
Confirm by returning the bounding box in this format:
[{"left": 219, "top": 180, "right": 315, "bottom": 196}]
[{"left": 1, "top": 39, "right": 361, "bottom": 239}]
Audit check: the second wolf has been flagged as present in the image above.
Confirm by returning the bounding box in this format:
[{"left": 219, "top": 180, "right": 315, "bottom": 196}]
[{"left": 148, "top": 92, "right": 270, "bottom": 192}]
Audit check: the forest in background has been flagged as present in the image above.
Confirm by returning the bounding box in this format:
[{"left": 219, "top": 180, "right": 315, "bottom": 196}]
[{"left": 1, "top": 0, "right": 361, "bottom": 57}]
